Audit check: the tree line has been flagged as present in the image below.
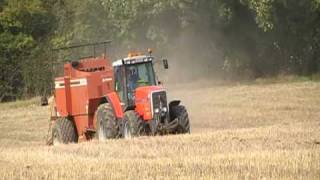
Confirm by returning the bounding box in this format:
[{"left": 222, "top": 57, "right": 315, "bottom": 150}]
[{"left": 0, "top": 0, "right": 319, "bottom": 101}]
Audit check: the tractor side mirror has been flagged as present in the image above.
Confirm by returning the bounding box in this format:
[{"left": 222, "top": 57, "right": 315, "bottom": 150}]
[{"left": 163, "top": 59, "right": 169, "bottom": 69}]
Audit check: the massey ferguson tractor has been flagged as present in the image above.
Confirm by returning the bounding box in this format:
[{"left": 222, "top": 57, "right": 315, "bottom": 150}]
[{"left": 47, "top": 42, "right": 190, "bottom": 145}]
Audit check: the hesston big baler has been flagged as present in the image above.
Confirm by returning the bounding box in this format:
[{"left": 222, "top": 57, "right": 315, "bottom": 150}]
[{"left": 47, "top": 42, "right": 190, "bottom": 145}]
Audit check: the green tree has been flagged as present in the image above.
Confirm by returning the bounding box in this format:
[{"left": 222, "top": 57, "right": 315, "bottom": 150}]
[{"left": 0, "top": 0, "right": 55, "bottom": 101}]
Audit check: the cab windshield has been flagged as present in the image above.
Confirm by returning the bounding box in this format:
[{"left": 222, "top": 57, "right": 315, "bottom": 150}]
[
  {"left": 114, "top": 62, "right": 156, "bottom": 104},
  {"left": 126, "top": 62, "right": 156, "bottom": 91}
]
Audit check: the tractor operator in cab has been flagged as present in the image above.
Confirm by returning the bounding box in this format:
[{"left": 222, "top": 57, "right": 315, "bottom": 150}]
[
  {"left": 127, "top": 65, "right": 152, "bottom": 101},
  {"left": 127, "top": 67, "right": 139, "bottom": 101},
  {"left": 128, "top": 67, "right": 139, "bottom": 90},
  {"left": 128, "top": 67, "right": 150, "bottom": 88}
]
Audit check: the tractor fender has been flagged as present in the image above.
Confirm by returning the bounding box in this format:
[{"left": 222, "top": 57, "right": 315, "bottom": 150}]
[
  {"left": 105, "top": 92, "right": 124, "bottom": 119},
  {"left": 169, "top": 100, "right": 181, "bottom": 120},
  {"left": 169, "top": 100, "right": 181, "bottom": 109}
]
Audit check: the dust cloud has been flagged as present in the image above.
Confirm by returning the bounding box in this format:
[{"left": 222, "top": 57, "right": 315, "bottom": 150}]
[
  {"left": 68, "top": 5, "right": 226, "bottom": 85},
  {"left": 161, "top": 28, "right": 224, "bottom": 84},
  {"left": 122, "top": 13, "right": 226, "bottom": 85}
]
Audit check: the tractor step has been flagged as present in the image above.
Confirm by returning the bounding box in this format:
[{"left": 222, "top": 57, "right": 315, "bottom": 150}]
[
  {"left": 84, "top": 128, "right": 96, "bottom": 140},
  {"left": 86, "top": 128, "right": 96, "bottom": 133}
]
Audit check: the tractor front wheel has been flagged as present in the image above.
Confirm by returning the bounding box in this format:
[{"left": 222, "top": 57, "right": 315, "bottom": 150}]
[
  {"left": 171, "top": 105, "right": 190, "bottom": 134},
  {"left": 51, "top": 118, "right": 78, "bottom": 145},
  {"left": 123, "top": 110, "right": 144, "bottom": 138},
  {"left": 95, "top": 103, "right": 119, "bottom": 140}
]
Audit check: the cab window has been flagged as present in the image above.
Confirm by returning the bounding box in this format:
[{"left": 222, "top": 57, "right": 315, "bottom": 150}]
[{"left": 114, "top": 66, "right": 126, "bottom": 102}]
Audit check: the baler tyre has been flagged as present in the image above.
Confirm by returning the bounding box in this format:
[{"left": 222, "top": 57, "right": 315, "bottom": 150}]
[
  {"left": 95, "top": 103, "right": 119, "bottom": 140},
  {"left": 123, "top": 110, "right": 144, "bottom": 138},
  {"left": 52, "top": 118, "right": 78, "bottom": 145},
  {"left": 172, "top": 105, "right": 190, "bottom": 134}
]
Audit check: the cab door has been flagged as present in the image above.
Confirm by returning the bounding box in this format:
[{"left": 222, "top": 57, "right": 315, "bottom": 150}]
[{"left": 114, "top": 66, "right": 127, "bottom": 104}]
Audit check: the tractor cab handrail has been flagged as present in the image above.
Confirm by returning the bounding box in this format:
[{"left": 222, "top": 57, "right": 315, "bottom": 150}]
[
  {"left": 52, "top": 41, "right": 112, "bottom": 51},
  {"left": 52, "top": 40, "right": 112, "bottom": 62}
]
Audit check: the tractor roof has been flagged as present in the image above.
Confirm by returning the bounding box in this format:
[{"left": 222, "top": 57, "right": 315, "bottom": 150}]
[{"left": 112, "top": 55, "right": 154, "bottom": 67}]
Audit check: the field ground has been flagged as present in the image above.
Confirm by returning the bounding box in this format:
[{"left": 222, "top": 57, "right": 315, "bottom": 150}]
[{"left": 0, "top": 80, "right": 319, "bottom": 179}]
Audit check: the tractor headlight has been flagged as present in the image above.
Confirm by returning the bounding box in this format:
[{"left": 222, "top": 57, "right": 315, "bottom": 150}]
[
  {"left": 162, "top": 107, "right": 167, "bottom": 112},
  {"left": 154, "top": 108, "right": 160, "bottom": 113}
]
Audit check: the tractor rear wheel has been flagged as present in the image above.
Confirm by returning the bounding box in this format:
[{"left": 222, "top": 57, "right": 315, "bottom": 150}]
[
  {"left": 123, "top": 110, "right": 144, "bottom": 138},
  {"left": 52, "top": 118, "right": 78, "bottom": 145},
  {"left": 171, "top": 105, "right": 190, "bottom": 134},
  {"left": 95, "top": 103, "right": 119, "bottom": 140}
]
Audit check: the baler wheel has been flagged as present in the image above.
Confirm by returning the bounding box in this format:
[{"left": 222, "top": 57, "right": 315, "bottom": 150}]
[
  {"left": 95, "top": 103, "right": 119, "bottom": 140},
  {"left": 51, "top": 118, "right": 78, "bottom": 145},
  {"left": 171, "top": 105, "right": 190, "bottom": 134},
  {"left": 123, "top": 110, "right": 144, "bottom": 138}
]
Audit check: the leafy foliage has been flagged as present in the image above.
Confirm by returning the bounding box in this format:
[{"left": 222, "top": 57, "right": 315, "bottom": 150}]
[
  {"left": 0, "top": 0, "right": 319, "bottom": 101},
  {"left": 0, "top": 0, "right": 55, "bottom": 101}
]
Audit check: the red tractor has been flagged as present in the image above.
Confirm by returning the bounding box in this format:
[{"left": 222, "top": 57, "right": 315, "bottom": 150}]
[{"left": 48, "top": 42, "right": 190, "bottom": 144}]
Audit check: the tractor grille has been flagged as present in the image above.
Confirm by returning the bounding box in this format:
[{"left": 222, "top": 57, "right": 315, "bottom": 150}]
[{"left": 151, "top": 91, "right": 168, "bottom": 117}]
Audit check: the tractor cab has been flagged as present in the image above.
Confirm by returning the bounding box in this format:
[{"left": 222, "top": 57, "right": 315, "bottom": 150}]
[{"left": 112, "top": 52, "right": 158, "bottom": 106}]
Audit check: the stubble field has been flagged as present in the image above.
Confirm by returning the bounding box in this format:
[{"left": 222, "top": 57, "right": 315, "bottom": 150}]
[{"left": 0, "top": 80, "right": 319, "bottom": 179}]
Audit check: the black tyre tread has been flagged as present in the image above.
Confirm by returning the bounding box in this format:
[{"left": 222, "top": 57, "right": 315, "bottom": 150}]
[
  {"left": 172, "top": 105, "right": 190, "bottom": 134},
  {"left": 96, "top": 103, "right": 119, "bottom": 139},
  {"left": 124, "top": 110, "right": 144, "bottom": 136},
  {"left": 53, "top": 118, "right": 78, "bottom": 144}
]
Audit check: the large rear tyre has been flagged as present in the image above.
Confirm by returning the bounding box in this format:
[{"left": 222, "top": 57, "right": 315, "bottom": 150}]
[
  {"left": 171, "top": 105, "right": 190, "bottom": 134},
  {"left": 95, "top": 103, "right": 119, "bottom": 140},
  {"left": 123, "top": 110, "right": 144, "bottom": 138},
  {"left": 51, "top": 118, "right": 78, "bottom": 145}
]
